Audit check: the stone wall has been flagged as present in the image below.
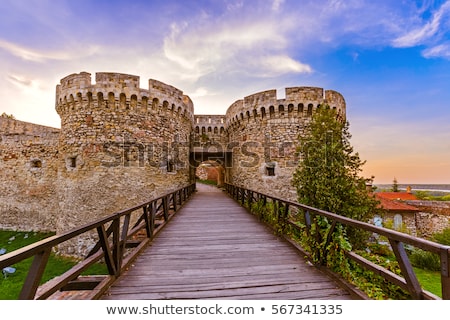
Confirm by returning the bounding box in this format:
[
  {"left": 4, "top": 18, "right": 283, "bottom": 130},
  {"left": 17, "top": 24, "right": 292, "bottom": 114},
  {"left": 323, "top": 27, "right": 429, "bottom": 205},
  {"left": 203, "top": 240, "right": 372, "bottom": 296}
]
[
  {"left": 0, "top": 117, "right": 60, "bottom": 231},
  {"left": 406, "top": 200, "right": 450, "bottom": 237}
]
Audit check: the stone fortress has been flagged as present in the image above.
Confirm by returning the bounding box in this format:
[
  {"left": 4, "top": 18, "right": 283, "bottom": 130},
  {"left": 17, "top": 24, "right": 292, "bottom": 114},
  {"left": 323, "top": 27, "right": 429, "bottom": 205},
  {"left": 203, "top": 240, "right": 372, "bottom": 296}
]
[{"left": 0, "top": 71, "right": 346, "bottom": 248}]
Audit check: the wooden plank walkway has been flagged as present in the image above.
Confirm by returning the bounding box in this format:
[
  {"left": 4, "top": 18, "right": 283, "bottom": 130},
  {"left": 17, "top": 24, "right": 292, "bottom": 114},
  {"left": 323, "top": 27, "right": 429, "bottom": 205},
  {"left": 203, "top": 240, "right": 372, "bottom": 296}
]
[{"left": 102, "top": 184, "right": 353, "bottom": 300}]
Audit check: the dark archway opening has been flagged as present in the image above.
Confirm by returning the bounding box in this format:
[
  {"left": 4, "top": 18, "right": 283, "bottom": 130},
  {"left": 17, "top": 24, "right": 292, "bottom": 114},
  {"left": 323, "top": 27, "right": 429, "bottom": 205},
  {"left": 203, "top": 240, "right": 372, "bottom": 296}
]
[{"left": 189, "top": 150, "right": 232, "bottom": 187}]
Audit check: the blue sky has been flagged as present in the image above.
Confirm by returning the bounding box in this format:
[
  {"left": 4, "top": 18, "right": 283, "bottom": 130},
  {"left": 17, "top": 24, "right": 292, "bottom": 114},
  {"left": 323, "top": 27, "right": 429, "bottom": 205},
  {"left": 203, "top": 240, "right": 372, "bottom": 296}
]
[{"left": 1, "top": 0, "right": 450, "bottom": 184}]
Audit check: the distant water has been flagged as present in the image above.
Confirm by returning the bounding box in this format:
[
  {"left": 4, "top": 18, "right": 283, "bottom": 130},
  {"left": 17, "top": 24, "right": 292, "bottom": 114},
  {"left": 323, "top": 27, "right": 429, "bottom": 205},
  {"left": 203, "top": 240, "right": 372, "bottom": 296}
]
[{"left": 375, "top": 184, "right": 450, "bottom": 193}]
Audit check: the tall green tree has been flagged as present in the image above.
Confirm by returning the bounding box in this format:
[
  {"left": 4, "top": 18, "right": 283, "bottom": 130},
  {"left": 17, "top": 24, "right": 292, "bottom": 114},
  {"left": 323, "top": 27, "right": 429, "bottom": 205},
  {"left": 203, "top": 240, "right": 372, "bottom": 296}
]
[
  {"left": 392, "top": 177, "right": 399, "bottom": 192},
  {"left": 292, "top": 105, "right": 379, "bottom": 251}
]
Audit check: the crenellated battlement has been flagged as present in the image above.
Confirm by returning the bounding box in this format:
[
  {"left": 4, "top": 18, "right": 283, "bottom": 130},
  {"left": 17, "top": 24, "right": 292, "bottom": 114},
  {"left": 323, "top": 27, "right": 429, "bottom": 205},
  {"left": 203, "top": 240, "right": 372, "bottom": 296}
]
[
  {"left": 225, "top": 86, "right": 345, "bottom": 128},
  {"left": 56, "top": 72, "right": 194, "bottom": 123},
  {"left": 55, "top": 73, "right": 345, "bottom": 134},
  {"left": 96, "top": 72, "right": 140, "bottom": 89},
  {"left": 193, "top": 115, "right": 226, "bottom": 140},
  {"left": 58, "top": 72, "right": 92, "bottom": 91}
]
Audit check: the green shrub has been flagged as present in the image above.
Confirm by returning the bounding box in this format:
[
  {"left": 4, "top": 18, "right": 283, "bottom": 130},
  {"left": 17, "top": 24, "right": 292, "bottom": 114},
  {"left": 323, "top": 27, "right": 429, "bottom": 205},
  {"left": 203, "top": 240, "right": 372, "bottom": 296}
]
[
  {"left": 250, "top": 200, "right": 283, "bottom": 232},
  {"left": 432, "top": 228, "right": 450, "bottom": 245},
  {"left": 409, "top": 249, "right": 440, "bottom": 271},
  {"left": 414, "top": 190, "right": 431, "bottom": 200}
]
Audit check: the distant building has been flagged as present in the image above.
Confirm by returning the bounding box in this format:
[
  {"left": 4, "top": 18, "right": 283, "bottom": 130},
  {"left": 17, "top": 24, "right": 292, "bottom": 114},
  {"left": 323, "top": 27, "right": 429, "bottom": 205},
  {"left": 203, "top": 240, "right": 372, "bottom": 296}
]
[
  {"left": 375, "top": 191, "right": 418, "bottom": 201},
  {"left": 374, "top": 193, "right": 420, "bottom": 234}
]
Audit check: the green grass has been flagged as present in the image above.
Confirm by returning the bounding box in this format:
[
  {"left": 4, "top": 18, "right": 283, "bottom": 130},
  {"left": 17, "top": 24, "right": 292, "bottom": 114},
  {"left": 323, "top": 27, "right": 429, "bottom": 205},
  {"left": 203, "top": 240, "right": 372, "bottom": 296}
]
[
  {"left": 0, "top": 230, "right": 106, "bottom": 300},
  {"left": 196, "top": 179, "right": 218, "bottom": 186},
  {"left": 414, "top": 190, "right": 450, "bottom": 201},
  {"left": 414, "top": 267, "right": 442, "bottom": 298}
]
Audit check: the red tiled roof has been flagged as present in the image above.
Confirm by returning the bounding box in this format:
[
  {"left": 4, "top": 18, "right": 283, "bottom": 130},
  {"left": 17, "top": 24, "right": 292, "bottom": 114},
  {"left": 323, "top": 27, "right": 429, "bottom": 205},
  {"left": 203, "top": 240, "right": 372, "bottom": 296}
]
[
  {"left": 376, "top": 192, "right": 418, "bottom": 201},
  {"left": 374, "top": 194, "right": 419, "bottom": 212}
]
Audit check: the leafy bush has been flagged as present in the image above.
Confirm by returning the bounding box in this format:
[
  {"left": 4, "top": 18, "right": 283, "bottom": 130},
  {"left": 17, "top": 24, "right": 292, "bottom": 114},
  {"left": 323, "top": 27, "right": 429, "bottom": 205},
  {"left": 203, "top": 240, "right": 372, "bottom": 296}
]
[
  {"left": 250, "top": 200, "right": 284, "bottom": 233},
  {"left": 410, "top": 227, "right": 450, "bottom": 270},
  {"left": 414, "top": 190, "right": 431, "bottom": 200},
  {"left": 409, "top": 249, "right": 441, "bottom": 271},
  {"left": 348, "top": 255, "right": 410, "bottom": 300},
  {"left": 414, "top": 191, "right": 450, "bottom": 201},
  {"left": 432, "top": 228, "right": 450, "bottom": 245}
]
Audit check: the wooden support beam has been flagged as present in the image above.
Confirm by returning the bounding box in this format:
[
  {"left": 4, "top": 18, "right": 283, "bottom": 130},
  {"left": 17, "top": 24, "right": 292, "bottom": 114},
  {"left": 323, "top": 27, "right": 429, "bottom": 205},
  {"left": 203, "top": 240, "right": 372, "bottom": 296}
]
[
  {"left": 19, "top": 248, "right": 51, "bottom": 299},
  {"left": 112, "top": 219, "right": 121, "bottom": 275},
  {"left": 441, "top": 247, "right": 450, "bottom": 300},
  {"left": 97, "top": 225, "right": 117, "bottom": 276},
  {"left": 142, "top": 205, "right": 151, "bottom": 238},
  {"left": 163, "top": 196, "right": 169, "bottom": 221},
  {"left": 389, "top": 239, "right": 422, "bottom": 299}
]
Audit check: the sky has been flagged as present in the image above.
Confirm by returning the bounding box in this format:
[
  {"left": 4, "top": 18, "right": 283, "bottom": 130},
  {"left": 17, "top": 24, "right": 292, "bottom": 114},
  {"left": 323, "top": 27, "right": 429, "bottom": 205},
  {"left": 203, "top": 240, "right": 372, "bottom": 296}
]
[{"left": 0, "top": 0, "right": 449, "bottom": 184}]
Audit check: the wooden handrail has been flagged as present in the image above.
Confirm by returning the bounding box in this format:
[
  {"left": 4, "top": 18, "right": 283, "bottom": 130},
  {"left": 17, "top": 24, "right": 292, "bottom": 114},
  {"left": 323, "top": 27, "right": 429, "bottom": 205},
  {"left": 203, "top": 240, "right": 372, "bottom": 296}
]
[
  {"left": 0, "top": 183, "right": 196, "bottom": 300},
  {"left": 224, "top": 183, "right": 450, "bottom": 300}
]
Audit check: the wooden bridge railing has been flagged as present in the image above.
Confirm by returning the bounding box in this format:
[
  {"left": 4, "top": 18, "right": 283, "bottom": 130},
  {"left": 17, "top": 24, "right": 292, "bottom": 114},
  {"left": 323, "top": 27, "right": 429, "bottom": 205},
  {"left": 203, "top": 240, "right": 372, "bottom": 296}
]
[
  {"left": 225, "top": 183, "right": 450, "bottom": 300},
  {"left": 0, "top": 183, "right": 196, "bottom": 300}
]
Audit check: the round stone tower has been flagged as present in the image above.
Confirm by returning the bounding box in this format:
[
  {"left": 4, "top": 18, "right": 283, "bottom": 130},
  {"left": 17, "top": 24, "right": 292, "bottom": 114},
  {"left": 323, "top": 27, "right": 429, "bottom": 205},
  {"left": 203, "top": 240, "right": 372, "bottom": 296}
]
[
  {"left": 55, "top": 72, "right": 194, "bottom": 254},
  {"left": 225, "top": 86, "right": 346, "bottom": 201}
]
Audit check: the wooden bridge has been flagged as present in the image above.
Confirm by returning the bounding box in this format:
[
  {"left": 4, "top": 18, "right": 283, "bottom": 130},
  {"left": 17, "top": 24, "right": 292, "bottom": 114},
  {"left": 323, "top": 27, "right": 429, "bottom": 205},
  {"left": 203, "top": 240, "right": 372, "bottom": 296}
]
[
  {"left": 102, "top": 184, "right": 351, "bottom": 300},
  {"left": 1, "top": 183, "right": 449, "bottom": 300}
]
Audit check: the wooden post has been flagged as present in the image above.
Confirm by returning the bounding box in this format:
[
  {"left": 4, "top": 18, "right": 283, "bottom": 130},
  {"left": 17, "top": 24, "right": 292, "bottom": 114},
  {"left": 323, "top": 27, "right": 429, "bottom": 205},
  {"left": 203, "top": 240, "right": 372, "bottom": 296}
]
[
  {"left": 97, "top": 225, "right": 117, "bottom": 276},
  {"left": 172, "top": 192, "right": 178, "bottom": 212},
  {"left": 150, "top": 202, "right": 156, "bottom": 238},
  {"left": 280, "top": 203, "right": 289, "bottom": 232},
  {"left": 304, "top": 210, "right": 311, "bottom": 235},
  {"left": 389, "top": 239, "right": 422, "bottom": 299},
  {"left": 143, "top": 205, "right": 151, "bottom": 238},
  {"left": 163, "top": 196, "right": 169, "bottom": 221},
  {"left": 314, "top": 217, "right": 322, "bottom": 264},
  {"left": 19, "top": 248, "right": 51, "bottom": 299},
  {"left": 121, "top": 214, "right": 130, "bottom": 252},
  {"left": 441, "top": 247, "right": 450, "bottom": 300},
  {"left": 321, "top": 220, "right": 337, "bottom": 265},
  {"left": 274, "top": 200, "right": 278, "bottom": 220},
  {"left": 112, "top": 219, "right": 121, "bottom": 275}
]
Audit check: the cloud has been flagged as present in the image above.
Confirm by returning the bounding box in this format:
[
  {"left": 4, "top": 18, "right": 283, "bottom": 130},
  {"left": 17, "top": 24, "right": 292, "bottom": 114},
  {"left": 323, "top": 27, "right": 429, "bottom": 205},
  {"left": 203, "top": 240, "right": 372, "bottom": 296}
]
[
  {"left": 162, "top": 12, "right": 311, "bottom": 82},
  {"left": 422, "top": 43, "right": 450, "bottom": 58},
  {"left": 0, "top": 39, "right": 100, "bottom": 62},
  {"left": 392, "top": 1, "right": 450, "bottom": 49},
  {"left": 189, "top": 87, "right": 214, "bottom": 98},
  {"left": 0, "top": 39, "right": 50, "bottom": 62},
  {"left": 252, "top": 55, "right": 312, "bottom": 76},
  {"left": 272, "top": 0, "right": 284, "bottom": 11},
  {"left": 7, "top": 74, "right": 34, "bottom": 88}
]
